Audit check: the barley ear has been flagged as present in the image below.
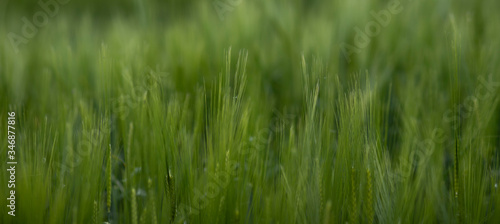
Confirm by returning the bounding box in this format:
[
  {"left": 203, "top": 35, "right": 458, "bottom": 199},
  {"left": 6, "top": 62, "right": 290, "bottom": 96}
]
[
  {"left": 148, "top": 178, "right": 158, "bottom": 224},
  {"left": 350, "top": 166, "right": 358, "bottom": 224},
  {"left": 365, "top": 168, "right": 374, "bottom": 224},
  {"left": 131, "top": 188, "right": 138, "bottom": 224},
  {"left": 72, "top": 207, "right": 77, "bottom": 224},
  {"left": 217, "top": 196, "right": 226, "bottom": 223},
  {"left": 454, "top": 138, "right": 464, "bottom": 224},
  {"left": 316, "top": 158, "right": 324, "bottom": 217},
  {"left": 106, "top": 144, "right": 112, "bottom": 213},
  {"left": 225, "top": 150, "right": 231, "bottom": 176},
  {"left": 140, "top": 206, "right": 148, "bottom": 224},
  {"left": 126, "top": 122, "right": 133, "bottom": 180},
  {"left": 93, "top": 200, "right": 98, "bottom": 224},
  {"left": 323, "top": 200, "right": 332, "bottom": 224},
  {"left": 234, "top": 208, "right": 240, "bottom": 223}
]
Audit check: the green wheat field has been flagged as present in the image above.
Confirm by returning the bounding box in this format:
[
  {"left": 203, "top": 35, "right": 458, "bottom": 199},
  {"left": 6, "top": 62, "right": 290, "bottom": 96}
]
[{"left": 1, "top": 0, "right": 500, "bottom": 223}]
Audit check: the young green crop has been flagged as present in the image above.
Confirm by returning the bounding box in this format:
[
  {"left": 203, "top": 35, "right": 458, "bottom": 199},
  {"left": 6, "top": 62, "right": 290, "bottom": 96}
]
[{"left": 0, "top": 0, "right": 500, "bottom": 223}]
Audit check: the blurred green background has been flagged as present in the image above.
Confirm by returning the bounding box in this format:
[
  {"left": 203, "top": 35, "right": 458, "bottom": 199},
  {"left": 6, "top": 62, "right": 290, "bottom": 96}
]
[{"left": 1, "top": 0, "right": 500, "bottom": 223}]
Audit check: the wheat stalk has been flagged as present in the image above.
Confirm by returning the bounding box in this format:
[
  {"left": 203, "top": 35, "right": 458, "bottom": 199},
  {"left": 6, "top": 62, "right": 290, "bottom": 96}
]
[
  {"left": 165, "top": 169, "right": 176, "bottom": 223},
  {"left": 93, "top": 200, "right": 98, "bottom": 224}
]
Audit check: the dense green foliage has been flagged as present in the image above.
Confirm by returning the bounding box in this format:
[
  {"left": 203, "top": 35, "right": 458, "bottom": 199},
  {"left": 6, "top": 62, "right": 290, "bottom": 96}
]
[{"left": 1, "top": 0, "right": 500, "bottom": 223}]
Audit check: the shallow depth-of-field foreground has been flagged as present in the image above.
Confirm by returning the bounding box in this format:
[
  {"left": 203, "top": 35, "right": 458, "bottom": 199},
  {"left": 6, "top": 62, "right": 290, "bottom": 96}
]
[{"left": 1, "top": 0, "right": 500, "bottom": 223}]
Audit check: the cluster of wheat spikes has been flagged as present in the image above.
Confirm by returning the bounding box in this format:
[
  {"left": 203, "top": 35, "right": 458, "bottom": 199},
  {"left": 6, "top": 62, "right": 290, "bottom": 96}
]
[{"left": 1, "top": 0, "right": 500, "bottom": 223}]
